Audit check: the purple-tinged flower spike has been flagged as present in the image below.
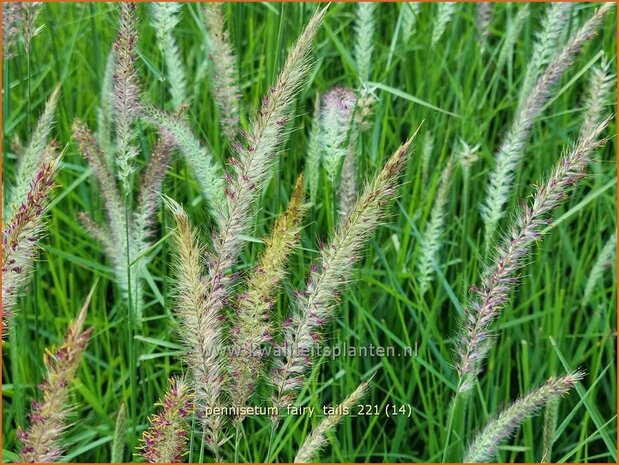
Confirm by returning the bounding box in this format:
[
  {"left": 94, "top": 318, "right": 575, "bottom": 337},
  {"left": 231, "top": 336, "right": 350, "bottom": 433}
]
[
  {"left": 294, "top": 380, "right": 369, "bottom": 463},
  {"left": 457, "top": 117, "right": 611, "bottom": 393},
  {"left": 166, "top": 199, "right": 226, "bottom": 459},
  {"left": 463, "top": 372, "right": 584, "bottom": 463},
  {"left": 203, "top": 3, "right": 240, "bottom": 141},
  {"left": 73, "top": 120, "right": 129, "bottom": 291},
  {"left": 20, "top": 2, "right": 43, "bottom": 53},
  {"left": 320, "top": 87, "right": 357, "bottom": 182},
  {"left": 218, "top": 6, "right": 326, "bottom": 262},
  {"left": 142, "top": 106, "right": 226, "bottom": 219},
  {"left": 272, "top": 132, "right": 417, "bottom": 412},
  {"left": 113, "top": 2, "right": 141, "bottom": 194},
  {"left": 141, "top": 377, "right": 193, "bottom": 463},
  {"left": 165, "top": 10, "right": 325, "bottom": 456},
  {"left": 2, "top": 152, "right": 59, "bottom": 339},
  {"left": 229, "top": 175, "right": 308, "bottom": 421},
  {"left": 135, "top": 134, "right": 175, "bottom": 244},
  {"left": 6, "top": 86, "right": 60, "bottom": 224},
  {"left": 2, "top": 2, "right": 24, "bottom": 59},
  {"left": 482, "top": 3, "right": 614, "bottom": 247},
  {"left": 18, "top": 288, "right": 95, "bottom": 462}
]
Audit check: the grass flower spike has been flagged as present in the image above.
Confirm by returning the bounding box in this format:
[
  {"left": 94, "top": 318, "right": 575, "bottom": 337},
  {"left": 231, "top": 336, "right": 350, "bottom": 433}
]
[
  {"left": 166, "top": 9, "right": 326, "bottom": 454},
  {"left": 305, "top": 93, "right": 322, "bottom": 203},
  {"left": 203, "top": 3, "right": 241, "bottom": 141},
  {"left": 141, "top": 377, "right": 193, "bottom": 463},
  {"left": 417, "top": 156, "right": 455, "bottom": 295},
  {"left": 338, "top": 133, "right": 359, "bottom": 219},
  {"left": 5, "top": 86, "right": 60, "bottom": 222},
  {"left": 229, "top": 175, "right": 308, "bottom": 419},
  {"left": 583, "top": 232, "right": 616, "bottom": 306},
  {"left": 518, "top": 3, "right": 573, "bottom": 106},
  {"left": 273, "top": 133, "right": 416, "bottom": 411},
  {"left": 483, "top": 3, "right": 613, "bottom": 246},
  {"left": 113, "top": 2, "right": 141, "bottom": 193},
  {"left": 464, "top": 373, "right": 583, "bottom": 463},
  {"left": 2, "top": 153, "right": 59, "bottom": 338},
  {"left": 150, "top": 3, "right": 187, "bottom": 110},
  {"left": 167, "top": 200, "right": 225, "bottom": 457},
  {"left": 580, "top": 58, "right": 614, "bottom": 139},
  {"left": 475, "top": 3, "right": 493, "bottom": 52},
  {"left": 17, "top": 291, "right": 94, "bottom": 462},
  {"left": 320, "top": 87, "right": 357, "bottom": 182},
  {"left": 143, "top": 106, "right": 226, "bottom": 219},
  {"left": 401, "top": 3, "right": 421, "bottom": 44},
  {"left": 294, "top": 380, "right": 369, "bottom": 463},
  {"left": 432, "top": 3, "right": 457, "bottom": 46},
  {"left": 458, "top": 117, "right": 611, "bottom": 392},
  {"left": 354, "top": 3, "right": 377, "bottom": 131}
]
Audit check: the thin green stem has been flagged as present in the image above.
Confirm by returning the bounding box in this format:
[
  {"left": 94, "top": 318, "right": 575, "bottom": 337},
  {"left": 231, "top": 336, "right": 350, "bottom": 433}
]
[
  {"left": 266, "top": 420, "right": 277, "bottom": 463},
  {"left": 442, "top": 381, "right": 463, "bottom": 463},
  {"left": 125, "top": 203, "right": 138, "bottom": 449}
]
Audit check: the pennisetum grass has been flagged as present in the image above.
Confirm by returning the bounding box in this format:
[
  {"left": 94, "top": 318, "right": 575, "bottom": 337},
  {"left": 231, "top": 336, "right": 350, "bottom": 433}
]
[
  {"left": 541, "top": 398, "right": 560, "bottom": 463},
  {"left": 496, "top": 5, "right": 530, "bottom": 73},
  {"left": 272, "top": 132, "right": 417, "bottom": 413},
  {"left": 229, "top": 174, "right": 308, "bottom": 421},
  {"left": 431, "top": 3, "right": 457, "bottom": 47},
  {"left": 475, "top": 3, "right": 493, "bottom": 53},
  {"left": 482, "top": 3, "right": 613, "bottom": 248},
  {"left": 401, "top": 3, "right": 421, "bottom": 45},
  {"left": 579, "top": 57, "right": 614, "bottom": 140},
  {"left": 17, "top": 288, "right": 94, "bottom": 462},
  {"left": 354, "top": 2, "right": 377, "bottom": 132},
  {"left": 457, "top": 116, "right": 611, "bottom": 394},
  {"left": 582, "top": 231, "right": 616, "bottom": 307},
  {"left": 150, "top": 2, "right": 187, "bottom": 111},
  {"left": 417, "top": 156, "right": 455, "bottom": 296},
  {"left": 338, "top": 129, "right": 360, "bottom": 220},
  {"left": 143, "top": 105, "right": 226, "bottom": 219},
  {"left": 294, "top": 380, "right": 369, "bottom": 463},
  {"left": 113, "top": 2, "right": 141, "bottom": 194},
  {"left": 141, "top": 377, "right": 193, "bottom": 463},
  {"left": 2, "top": 85, "right": 61, "bottom": 338},
  {"left": 517, "top": 3, "right": 573, "bottom": 108},
  {"left": 4, "top": 86, "right": 60, "bottom": 223},
  {"left": 2, "top": 2, "right": 25, "bottom": 60},
  {"left": 320, "top": 87, "right": 357, "bottom": 183},
  {"left": 2, "top": 152, "right": 60, "bottom": 338},
  {"left": 111, "top": 403, "right": 127, "bottom": 463},
  {"left": 203, "top": 2, "right": 241, "bottom": 142},
  {"left": 305, "top": 93, "right": 322, "bottom": 204},
  {"left": 166, "top": 7, "right": 327, "bottom": 458},
  {"left": 463, "top": 373, "right": 584, "bottom": 463}
]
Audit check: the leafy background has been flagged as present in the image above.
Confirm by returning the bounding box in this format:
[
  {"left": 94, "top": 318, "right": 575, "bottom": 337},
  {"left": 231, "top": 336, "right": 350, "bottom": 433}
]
[{"left": 2, "top": 2, "right": 616, "bottom": 462}]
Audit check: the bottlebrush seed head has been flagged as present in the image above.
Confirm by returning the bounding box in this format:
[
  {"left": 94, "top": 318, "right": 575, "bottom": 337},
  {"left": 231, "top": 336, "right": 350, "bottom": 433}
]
[
  {"left": 141, "top": 377, "right": 193, "bottom": 463},
  {"left": 320, "top": 87, "right": 357, "bottom": 182},
  {"left": 18, "top": 290, "right": 94, "bottom": 462}
]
